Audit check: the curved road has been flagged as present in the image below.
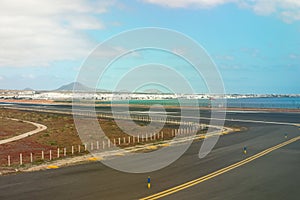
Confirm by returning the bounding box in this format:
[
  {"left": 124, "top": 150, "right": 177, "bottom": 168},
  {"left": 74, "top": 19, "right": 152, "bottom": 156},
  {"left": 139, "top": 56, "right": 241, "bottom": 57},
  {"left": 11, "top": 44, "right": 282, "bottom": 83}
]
[{"left": 0, "top": 110, "right": 299, "bottom": 200}]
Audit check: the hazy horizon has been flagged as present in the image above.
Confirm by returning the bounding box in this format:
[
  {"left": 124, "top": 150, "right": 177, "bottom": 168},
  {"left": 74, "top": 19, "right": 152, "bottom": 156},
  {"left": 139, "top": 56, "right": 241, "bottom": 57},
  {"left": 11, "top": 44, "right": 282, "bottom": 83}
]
[{"left": 1, "top": 81, "right": 300, "bottom": 96}]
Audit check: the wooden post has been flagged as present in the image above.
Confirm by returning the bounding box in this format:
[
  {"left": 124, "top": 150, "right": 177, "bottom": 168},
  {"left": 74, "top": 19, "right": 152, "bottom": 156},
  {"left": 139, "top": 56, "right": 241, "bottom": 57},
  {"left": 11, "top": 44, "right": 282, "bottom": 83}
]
[
  {"left": 30, "top": 153, "right": 33, "bottom": 163},
  {"left": 20, "top": 153, "right": 23, "bottom": 165},
  {"left": 8, "top": 155, "right": 10, "bottom": 167},
  {"left": 97, "top": 141, "right": 99, "bottom": 149},
  {"left": 78, "top": 145, "right": 81, "bottom": 153},
  {"left": 49, "top": 150, "right": 52, "bottom": 160},
  {"left": 42, "top": 151, "right": 44, "bottom": 160},
  {"left": 71, "top": 146, "right": 74, "bottom": 155},
  {"left": 64, "top": 148, "right": 66, "bottom": 156}
]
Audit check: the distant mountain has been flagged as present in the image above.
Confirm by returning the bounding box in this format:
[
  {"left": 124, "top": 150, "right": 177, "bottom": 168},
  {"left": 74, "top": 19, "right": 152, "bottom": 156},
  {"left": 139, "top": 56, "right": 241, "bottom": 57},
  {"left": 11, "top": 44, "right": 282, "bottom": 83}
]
[
  {"left": 55, "top": 82, "right": 91, "bottom": 91},
  {"left": 132, "top": 88, "right": 165, "bottom": 94},
  {"left": 142, "top": 89, "right": 163, "bottom": 94},
  {"left": 23, "top": 87, "right": 34, "bottom": 91},
  {"left": 55, "top": 82, "right": 111, "bottom": 92}
]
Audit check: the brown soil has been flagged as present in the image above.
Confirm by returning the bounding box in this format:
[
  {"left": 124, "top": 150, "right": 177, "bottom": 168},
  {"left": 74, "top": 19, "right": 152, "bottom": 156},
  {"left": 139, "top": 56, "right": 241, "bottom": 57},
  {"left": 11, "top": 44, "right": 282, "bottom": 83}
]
[
  {"left": 0, "top": 99, "right": 54, "bottom": 104},
  {"left": 0, "top": 118, "right": 36, "bottom": 140},
  {"left": 0, "top": 108, "right": 181, "bottom": 166}
]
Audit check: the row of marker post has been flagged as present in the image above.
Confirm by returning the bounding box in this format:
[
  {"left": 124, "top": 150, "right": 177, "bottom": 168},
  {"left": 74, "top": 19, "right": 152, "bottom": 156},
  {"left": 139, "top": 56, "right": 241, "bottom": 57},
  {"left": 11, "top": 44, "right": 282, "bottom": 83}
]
[
  {"left": 4, "top": 126, "right": 199, "bottom": 166},
  {"left": 3, "top": 113, "right": 204, "bottom": 170},
  {"left": 6, "top": 146, "right": 82, "bottom": 166}
]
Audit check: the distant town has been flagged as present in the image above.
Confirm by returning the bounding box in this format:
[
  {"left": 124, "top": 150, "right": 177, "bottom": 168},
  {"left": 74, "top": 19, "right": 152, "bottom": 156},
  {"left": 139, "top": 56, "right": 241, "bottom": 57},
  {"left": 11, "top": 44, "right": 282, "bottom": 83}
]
[{"left": 0, "top": 82, "right": 299, "bottom": 101}]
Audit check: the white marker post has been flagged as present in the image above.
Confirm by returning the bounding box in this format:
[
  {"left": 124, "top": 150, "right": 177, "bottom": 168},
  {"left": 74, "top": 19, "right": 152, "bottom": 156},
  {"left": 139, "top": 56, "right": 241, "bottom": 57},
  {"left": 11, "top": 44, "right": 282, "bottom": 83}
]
[
  {"left": 8, "top": 155, "right": 10, "bottom": 167},
  {"left": 19, "top": 153, "right": 22, "bottom": 165},
  {"left": 108, "top": 139, "right": 111, "bottom": 148},
  {"left": 49, "top": 150, "right": 52, "bottom": 160},
  {"left": 30, "top": 153, "right": 33, "bottom": 163}
]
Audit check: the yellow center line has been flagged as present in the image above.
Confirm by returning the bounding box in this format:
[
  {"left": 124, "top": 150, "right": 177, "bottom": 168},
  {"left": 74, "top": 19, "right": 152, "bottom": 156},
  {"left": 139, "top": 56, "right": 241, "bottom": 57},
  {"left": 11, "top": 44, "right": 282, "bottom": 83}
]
[{"left": 140, "top": 136, "right": 300, "bottom": 200}]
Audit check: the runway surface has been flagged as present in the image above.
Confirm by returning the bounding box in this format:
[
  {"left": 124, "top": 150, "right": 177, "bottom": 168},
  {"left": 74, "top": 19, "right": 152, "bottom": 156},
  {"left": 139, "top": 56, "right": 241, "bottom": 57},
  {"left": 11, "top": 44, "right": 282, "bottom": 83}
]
[{"left": 0, "top": 104, "right": 300, "bottom": 200}]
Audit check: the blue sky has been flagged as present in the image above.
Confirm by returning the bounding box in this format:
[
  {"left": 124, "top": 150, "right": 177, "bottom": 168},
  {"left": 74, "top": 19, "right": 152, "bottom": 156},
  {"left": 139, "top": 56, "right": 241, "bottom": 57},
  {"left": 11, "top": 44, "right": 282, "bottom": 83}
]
[{"left": 0, "top": 0, "right": 300, "bottom": 94}]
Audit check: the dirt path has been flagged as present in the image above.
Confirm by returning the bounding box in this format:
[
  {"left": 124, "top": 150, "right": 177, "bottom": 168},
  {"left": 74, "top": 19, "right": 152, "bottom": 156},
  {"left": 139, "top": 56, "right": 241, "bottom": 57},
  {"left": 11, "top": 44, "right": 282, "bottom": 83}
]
[{"left": 0, "top": 118, "right": 47, "bottom": 145}]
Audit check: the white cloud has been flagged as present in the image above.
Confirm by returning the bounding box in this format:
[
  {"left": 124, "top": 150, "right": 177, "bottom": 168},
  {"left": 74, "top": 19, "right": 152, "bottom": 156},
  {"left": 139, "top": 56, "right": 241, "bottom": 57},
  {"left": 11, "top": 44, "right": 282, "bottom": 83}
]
[
  {"left": 21, "top": 74, "right": 36, "bottom": 79},
  {"left": 142, "top": 0, "right": 300, "bottom": 22},
  {"left": 239, "top": 0, "right": 300, "bottom": 23},
  {"left": 0, "top": 0, "right": 114, "bottom": 67},
  {"left": 214, "top": 55, "right": 235, "bottom": 61},
  {"left": 172, "top": 47, "right": 188, "bottom": 55},
  {"left": 219, "top": 64, "right": 240, "bottom": 70},
  {"left": 289, "top": 54, "right": 300, "bottom": 59},
  {"left": 142, "top": 0, "right": 234, "bottom": 8},
  {"left": 240, "top": 47, "right": 260, "bottom": 58}
]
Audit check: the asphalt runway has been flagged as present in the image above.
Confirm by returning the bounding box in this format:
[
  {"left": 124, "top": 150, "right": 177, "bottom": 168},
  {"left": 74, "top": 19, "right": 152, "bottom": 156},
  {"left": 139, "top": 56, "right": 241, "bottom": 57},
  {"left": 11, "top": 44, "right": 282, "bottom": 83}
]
[{"left": 0, "top": 105, "right": 300, "bottom": 200}]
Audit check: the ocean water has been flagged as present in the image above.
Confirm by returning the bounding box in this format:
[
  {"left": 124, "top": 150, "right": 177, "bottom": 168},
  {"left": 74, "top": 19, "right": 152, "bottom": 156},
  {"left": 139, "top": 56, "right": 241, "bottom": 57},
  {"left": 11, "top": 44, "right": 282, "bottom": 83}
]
[
  {"left": 101, "top": 97, "right": 300, "bottom": 109},
  {"left": 226, "top": 97, "right": 300, "bottom": 109}
]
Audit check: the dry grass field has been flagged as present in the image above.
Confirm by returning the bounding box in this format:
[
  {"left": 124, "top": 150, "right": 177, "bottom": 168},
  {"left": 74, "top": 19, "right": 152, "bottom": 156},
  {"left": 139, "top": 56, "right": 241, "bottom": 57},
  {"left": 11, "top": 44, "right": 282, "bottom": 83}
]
[
  {"left": 0, "top": 108, "right": 179, "bottom": 166},
  {"left": 0, "top": 118, "right": 36, "bottom": 140}
]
